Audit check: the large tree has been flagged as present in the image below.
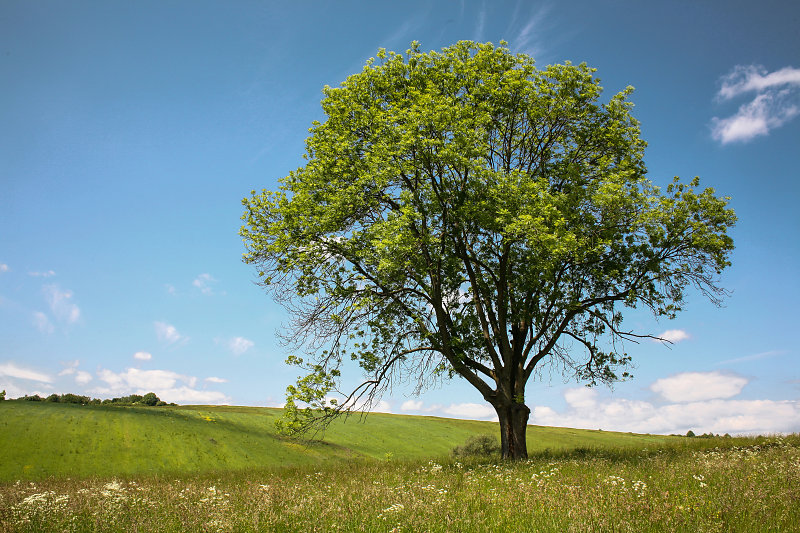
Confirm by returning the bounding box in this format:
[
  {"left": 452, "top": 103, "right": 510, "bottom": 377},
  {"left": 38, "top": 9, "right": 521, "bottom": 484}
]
[{"left": 241, "top": 41, "right": 735, "bottom": 459}]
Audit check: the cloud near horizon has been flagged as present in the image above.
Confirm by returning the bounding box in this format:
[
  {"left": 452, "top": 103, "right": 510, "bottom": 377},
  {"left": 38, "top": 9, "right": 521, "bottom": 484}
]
[
  {"left": 711, "top": 64, "right": 800, "bottom": 144},
  {"left": 532, "top": 388, "right": 798, "bottom": 436},
  {"left": 401, "top": 399, "right": 499, "bottom": 421},
  {"left": 398, "top": 371, "right": 798, "bottom": 435},
  {"left": 93, "top": 367, "right": 230, "bottom": 404}
]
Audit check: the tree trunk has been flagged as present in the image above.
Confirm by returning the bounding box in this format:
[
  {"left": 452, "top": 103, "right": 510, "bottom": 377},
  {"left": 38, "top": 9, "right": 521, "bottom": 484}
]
[{"left": 495, "top": 402, "right": 531, "bottom": 460}]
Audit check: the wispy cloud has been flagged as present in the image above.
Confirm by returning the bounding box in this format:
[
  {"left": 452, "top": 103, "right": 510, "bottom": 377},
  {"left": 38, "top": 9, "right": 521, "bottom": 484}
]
[
  {"left": 717, "top": 350, "right": 786, "bottom": 366},
  {"left": 0, "top": 264, "right": 9, "bottom": 273},
  {"left": 133, "top": 351, "right": 153, "bottom": 361},
  {"left": 43, "top": 284, "right": 80, "bottom": 324},
  {"left": 58, "top": 360, "right": 93, "bottom": 385},
  {"left": 192, "top": 273, "right": 217, "bottom": 295},
  {"left": 474, "top": 1, "right": 487, "bottom": 41},
  {"left": 228, "top": 337, "right": 254, "bottom": 356},
  {"left": 154, "top": 322, "right": 187, "bottom": 344},
  {"left": 717, "top": 65, "right": 800, "bottom": 100},
  {"left": 205, "top": 376, "right": 228, "bottom": 384},
  {"left": 711, "top": 65, "right": 800, "bottom": 144},
  {"left": 29, "top": 270, "right": 56, "bottom": 277},
  {"left": 32, "top": 311, "right": 54, "bottom": 334},
  {"left": 0, "top": 362, "right": 53, "bottom": 383},
  {"left": 509, "top": 2, "right": 551, "bottom": 57}
]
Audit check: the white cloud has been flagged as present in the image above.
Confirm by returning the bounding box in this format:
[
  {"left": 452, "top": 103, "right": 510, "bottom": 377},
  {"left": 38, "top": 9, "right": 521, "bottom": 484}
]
[
  {"left": 58, "top": 360, "right": 80, "bottom": 376},
  {"left": 193, "top": 273, "right": 217, "bottom": 295},
  {"left": 0, "top": 362, "right": 53, "bottom": 383},
  {"left": 93, "top": 367, "right": 231, "bottom": 405},
  {"left": 651, "top": 371, "right": 747, "bottom": 402},
  {"left": 29, "top": 270, "right": 56, "bottom": 277},
  {"left": 400, "top": 399, "right": 497, "bottom": 421},
  {"left": 717, "top": 65, "right": 800, "bottom": 100},
  {"left": 158, "top": 386, "right": 230, "bottom": 404},
  {"left": 75, "top": 371, "right": 93, "bottom": 385},
  {"left": 0, "top": 264, "right": 9, "bottom": 273},
  {"left": 204, "top": 376, "right": 228, "bottom": 383},
  {"left": 656, "top": 329, "right": 690, "bottom": 343},
  {"left": 401, "top": 399, "right": 425, "bottom": 411},
  {"left": 154, "top": 321, "right": 186, "bottom": 344},
  {"left": 711, "top": 65, "right": 800, "bottom": 144},
  {"left": 228, "top": 337, "right": 254, "bottom": 356},
  {"left": 33, "top": 311, "right": 54, "bottom": 334},
  {"left": 43, "top": 284, "right": 80, "bottom": 324},
  {"left": 113, "top": 368, "right": 196, "bottom": 390},
  {"left": 442, "top": 402, "right": 497, "bottom": 420},
  {"left": 533, "top": 386, "right": 799, "bottom": 436},
  {"left": 133, "top": 351, "right": 153, "bottom": 361},
  {"left": 57, "top": 361, "right": 93, "bottom": 386}
]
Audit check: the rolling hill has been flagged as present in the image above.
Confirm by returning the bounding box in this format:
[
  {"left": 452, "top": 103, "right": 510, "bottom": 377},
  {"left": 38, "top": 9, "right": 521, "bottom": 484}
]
[{"left": 0, "top": 401, "right": 678, "bottom": 481}]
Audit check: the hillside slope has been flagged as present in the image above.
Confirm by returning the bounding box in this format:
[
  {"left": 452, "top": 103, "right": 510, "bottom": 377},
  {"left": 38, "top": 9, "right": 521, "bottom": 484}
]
[{"left": 0, "top": 401, "right": 677, "bottom": 481}]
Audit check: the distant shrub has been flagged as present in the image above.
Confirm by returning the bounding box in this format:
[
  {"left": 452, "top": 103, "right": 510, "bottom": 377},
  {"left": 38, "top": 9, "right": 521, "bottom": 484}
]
[
  {"left": 62, "top": 393, "right": 91, "bottom": 404},
  {"left": 141, "top": 392, "right": 160, "bottom": 406},
  {"left": 22, "top": 394, "right": 43, "bottom": 401},
  {"left": 0, "top": 389, "right": 5, "bottom": 401},
  {"left": 46, "top": 394, "right": 60, "bottom": 402},
  {"left": 452, "top": 434, "right": 501, "bottom": 457},
  {"left": 686, "top": 430, "right": 696, "bottom": 437}
]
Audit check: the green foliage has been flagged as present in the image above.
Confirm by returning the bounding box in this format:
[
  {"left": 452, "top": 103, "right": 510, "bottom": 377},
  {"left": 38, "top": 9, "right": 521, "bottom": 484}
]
[
  {"left": 241, "top": 41, "right": 736, "bottom": 447},
  {"left": 141, "top": 392, "right": 160, "bottom": 406},
  {"left": 0, "top": 390, "right": 5, "bottom": 401},
  {"left": 686, "top": 430, "right": 696, "bottom": 437},
  {"left": 452, "top": 434, "right": 501, "bottom": 457}
]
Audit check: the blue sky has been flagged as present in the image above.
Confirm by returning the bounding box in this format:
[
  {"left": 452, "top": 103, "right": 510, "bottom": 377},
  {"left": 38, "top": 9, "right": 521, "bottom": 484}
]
[{"left": 2, "top": 0, "right": 798, "bottom": 435}]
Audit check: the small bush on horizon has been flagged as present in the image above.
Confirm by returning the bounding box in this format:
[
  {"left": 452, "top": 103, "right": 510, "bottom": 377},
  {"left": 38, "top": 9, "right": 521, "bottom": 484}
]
[{"left": 452, "top": 434, "right": 501, "bottom": 457}]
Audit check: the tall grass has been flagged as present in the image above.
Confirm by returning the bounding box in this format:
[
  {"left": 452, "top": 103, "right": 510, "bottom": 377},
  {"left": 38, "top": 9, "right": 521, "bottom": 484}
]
[{"left": 1, "top": 435, "right": 797, "bottom": 532}]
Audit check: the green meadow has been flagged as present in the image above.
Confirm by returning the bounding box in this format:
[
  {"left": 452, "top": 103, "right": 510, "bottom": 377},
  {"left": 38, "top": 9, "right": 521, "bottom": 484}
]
[
  {"left": 0, "top": 401, "right": 673, "bottom": 481},
  {"left": 1, "top": 401, "right": 798, "bottom": 532}
]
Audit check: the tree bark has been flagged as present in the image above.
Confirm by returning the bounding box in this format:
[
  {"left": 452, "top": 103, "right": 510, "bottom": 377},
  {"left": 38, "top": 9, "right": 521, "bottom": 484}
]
[{"left": 495, "top": 402, "right": 531, "bottom": 460}]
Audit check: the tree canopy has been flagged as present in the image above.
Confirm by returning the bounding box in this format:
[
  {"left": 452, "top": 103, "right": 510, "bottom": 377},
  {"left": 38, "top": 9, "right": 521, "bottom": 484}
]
[{"left": 241, "top": 41, "right": 735, "bottom": 459}]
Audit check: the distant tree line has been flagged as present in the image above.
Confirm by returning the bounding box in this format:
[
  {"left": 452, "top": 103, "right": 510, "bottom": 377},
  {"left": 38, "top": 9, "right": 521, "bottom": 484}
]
[
  {"left": 679, "top": 430, "right": 732, "bottom": 439},
  {"left": 4, "top": 391, "right": 175, "bottom": 406}
]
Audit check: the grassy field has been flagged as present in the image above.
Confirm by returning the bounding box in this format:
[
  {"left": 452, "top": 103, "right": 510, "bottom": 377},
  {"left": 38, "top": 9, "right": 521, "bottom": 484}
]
[
  {"left": 2, "top": 401, "right": 797, "bottom": 532},
  {"left": 0, "top": 401, "right": 676, "bottom": 481},
  {"left": 1, "top": 435, "right": 797, "bottom": 532}
]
